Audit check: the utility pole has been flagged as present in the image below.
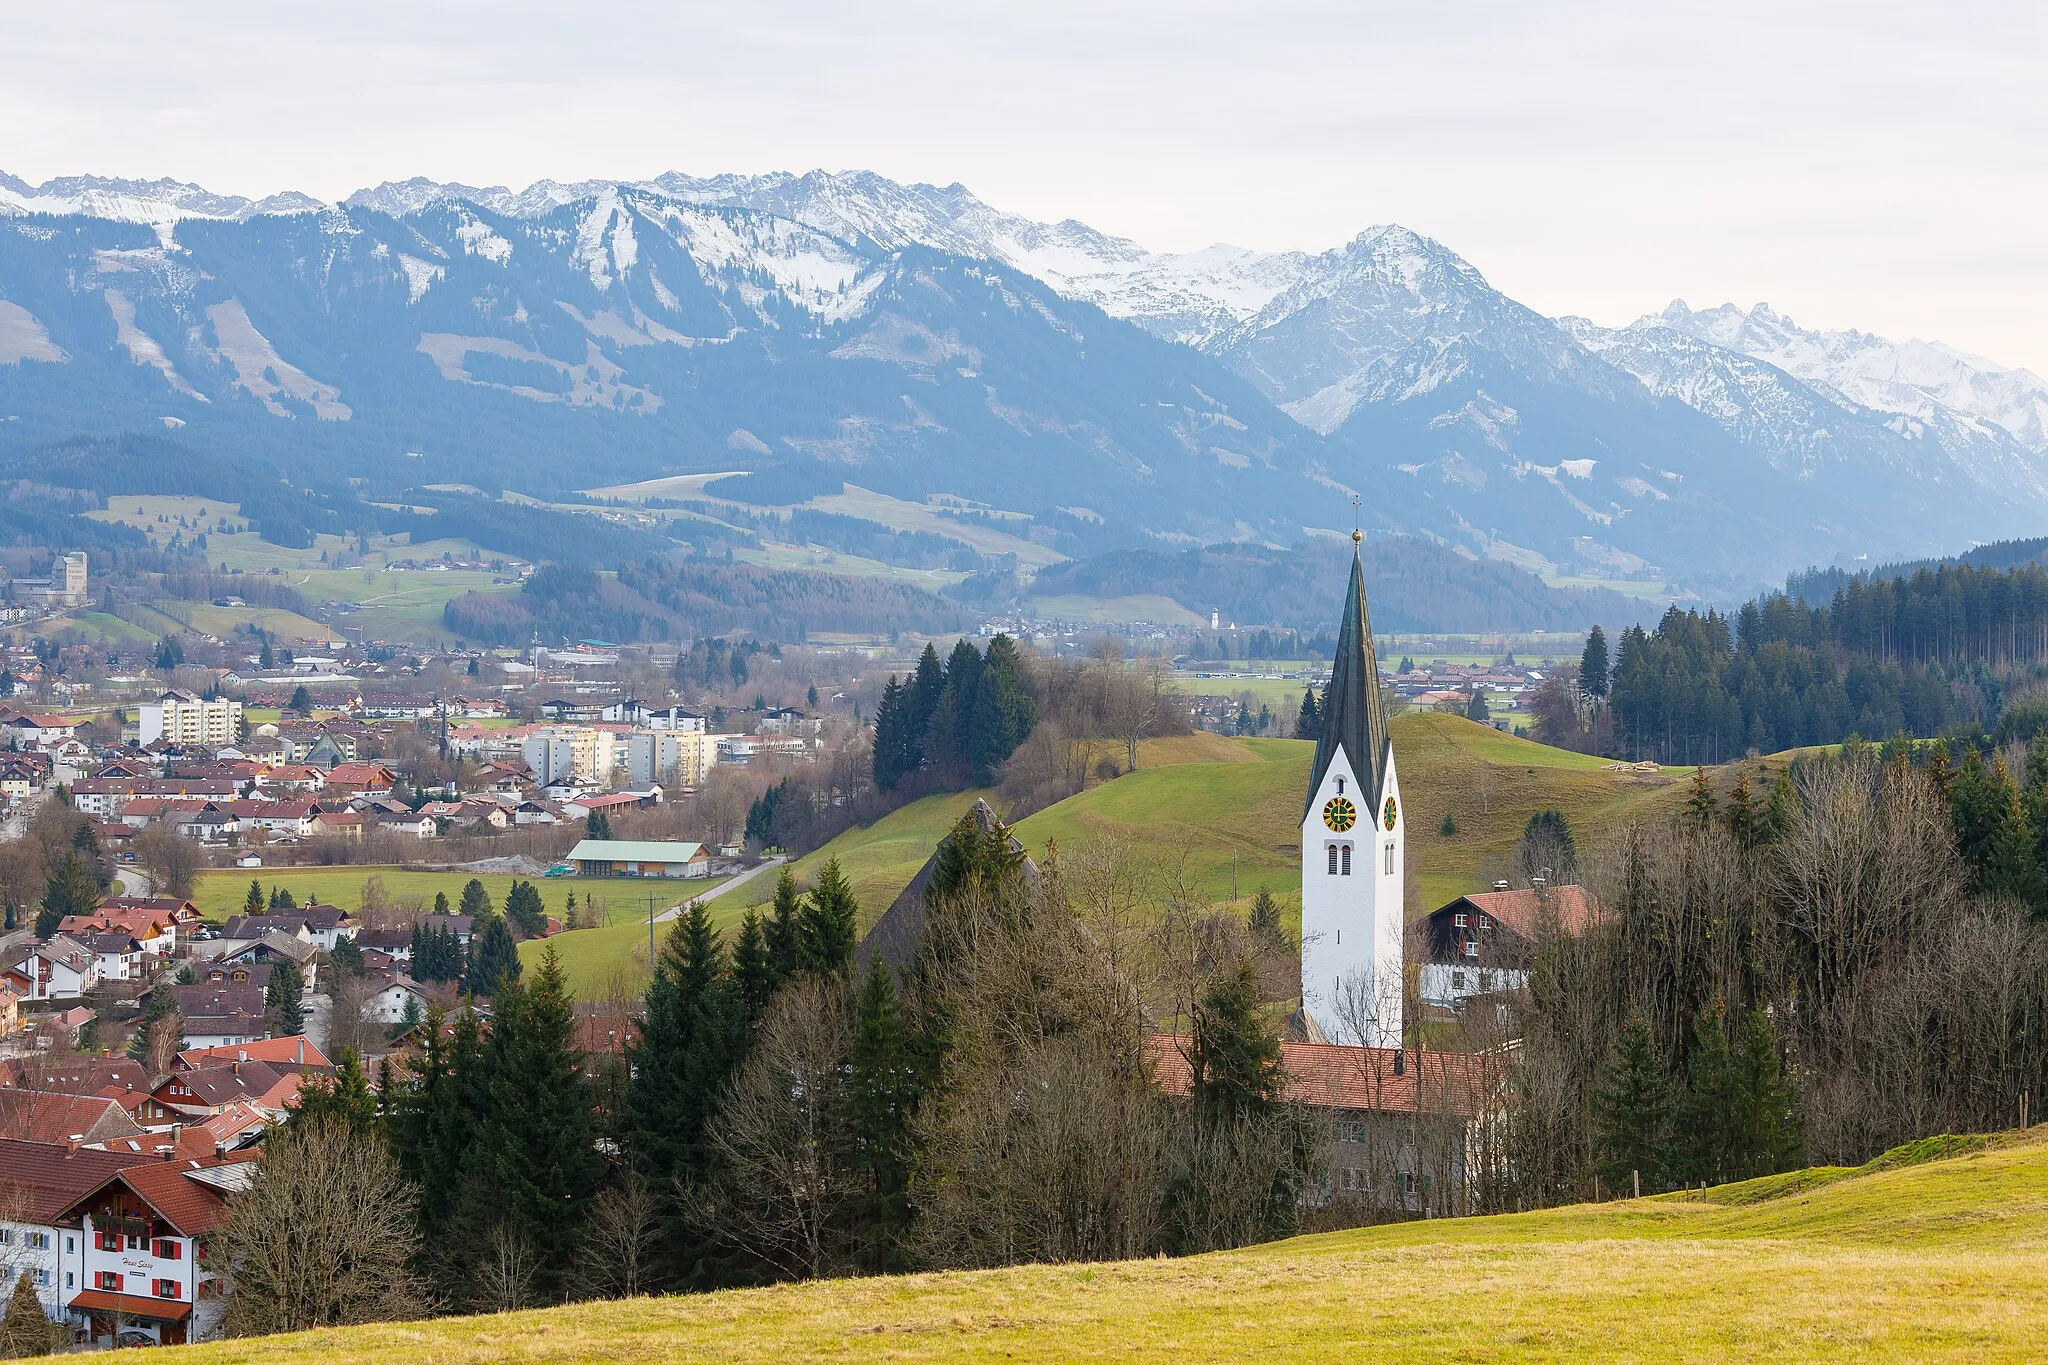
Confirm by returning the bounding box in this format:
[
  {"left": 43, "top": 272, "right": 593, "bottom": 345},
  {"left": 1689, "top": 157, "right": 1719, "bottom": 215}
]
[{"left": 648, "top": 890, "right": 656, "bottom": 971}]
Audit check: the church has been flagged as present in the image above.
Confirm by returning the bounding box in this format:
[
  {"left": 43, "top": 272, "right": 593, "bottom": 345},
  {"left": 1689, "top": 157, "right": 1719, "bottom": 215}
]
[{"left": 1299, "top": 531, "right": 1403, "bottom": 1048}]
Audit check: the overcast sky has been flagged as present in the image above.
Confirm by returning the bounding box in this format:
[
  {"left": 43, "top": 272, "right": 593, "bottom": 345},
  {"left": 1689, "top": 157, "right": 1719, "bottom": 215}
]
[{"left": 7, "top": 1, "right": 2044, "bottom": 369}]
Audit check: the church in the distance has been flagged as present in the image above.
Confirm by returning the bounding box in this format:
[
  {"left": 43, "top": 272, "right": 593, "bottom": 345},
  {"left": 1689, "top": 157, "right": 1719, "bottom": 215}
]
[{"left": 1298, "top": 531, "right": 1403, "bottom": 1048}]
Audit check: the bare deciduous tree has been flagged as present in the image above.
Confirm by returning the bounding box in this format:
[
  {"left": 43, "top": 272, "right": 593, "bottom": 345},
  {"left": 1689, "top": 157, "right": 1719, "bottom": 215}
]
[
  {"left": 208, "top": 1118, "right": 428, "bottom": 1335},
  {"left": 701, "top": 977, "right": 858, "bottom": 1280},
  {"left": 577, "top": 1172, "right": 659, "bottom": 1300}
]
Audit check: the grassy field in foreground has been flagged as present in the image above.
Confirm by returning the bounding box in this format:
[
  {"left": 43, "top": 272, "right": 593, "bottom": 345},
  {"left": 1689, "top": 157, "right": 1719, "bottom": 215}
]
[{"left": 174, "top": 1131, "right": 2048, "bottom": 1364}]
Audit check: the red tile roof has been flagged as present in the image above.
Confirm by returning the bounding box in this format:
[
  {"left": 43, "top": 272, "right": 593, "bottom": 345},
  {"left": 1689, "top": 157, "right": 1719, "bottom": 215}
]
[
  {"left": 0, "top": 1089, "right": 147, "bottom": 1145},
  {"left": 1447, "top": 885, "right": 1604, "bottom": 938},
  {"left": 0, "top": 1138, "right": 159, "bottom": 1221},
  {"left": 176, "top": 1036, "right": 330, "bottom": 1071},
  {"left": 1148, "top": 1035, "right": 1502, "bottom": 1120}
]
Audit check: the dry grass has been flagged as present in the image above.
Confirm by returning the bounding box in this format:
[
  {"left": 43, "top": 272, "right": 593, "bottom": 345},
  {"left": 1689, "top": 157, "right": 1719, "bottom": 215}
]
[{"left": 173, "top": 1130, "right": 2048, "bottom": 1363}]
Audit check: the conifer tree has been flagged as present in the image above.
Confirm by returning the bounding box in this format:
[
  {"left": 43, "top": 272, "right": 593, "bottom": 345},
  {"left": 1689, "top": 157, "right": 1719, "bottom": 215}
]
[
  {"left": 266, "top": 958, "right": 304, "bottom": 1036},
  {"left": 732, "top": 908, "right": 775, "bottom": 1022},
  {"left": 1246, "top": 887, "right": 1286, "bottom": 948},
  {"left": 386, "top": 1005, "right": 477, "bottom": 1294},
  {"left": 433, "top": 890, "right": 450, "bottom": 916},
  {"left": 1465, "top": 688, "right": 1490, "bottom": 724},
  {"left": 269, "top": 886, "right": 297, "bottom": 909},
  {"left": 244, "top": 880, "right": 265, "bottom": 916},
  {"left": 476, "top": 949, "right": 597, "bottom": 1304},
  {"left": 1727, "top": 1005, "right": 1802, "bottom": 1178},
  {"left": 1189, "top": 958, "right": 1283, "bottom": 1125},
  {"left": 1294, "top": 687, "right": 1321, "bottom": 741},
  {"left": 764, "top": 869, "right": 802, "bottom": 983},
  {"left": 128, "top": 987, "right": 183, "bottom": 1066},
  {"left": 504, "top": 880, "right": 547, "bottom": 938},
  {"left": 587, "top": 809, "right": 614, "bottom": 841},
  {"left": 627, "top": 903, "right": 748, "bottom": 1283},
  {"left": 291, "top": 1048, "right": 380, "bottom": 1135},
  {"left": 328, "top": 933, "right": 365, "bottom": 980},
  {"left": 843, "top": 954, "right": 914, "bottom": 1269},
  {"left": 872, "top": 677, "right": 909, "bottom": 790},
  {"left": 1685, "top": 766, "right": 1719, "bottom": 828},
  {"left": 797, "top": 857, "right": 859, "bottom": 977},
  {"left": 37, "top": 852, "right": 98, "bottom": 938},
  {"left": 1760, "top": 766, "right": 1797, "bottom": 843},
  {"left": 1579, "top": 624, "right": 1610, "bottom": 701},
  {"left": 457, "top": 878, "right": 495, "bottom": 923},
  {"left": 1724, "top": 770, "right": 1758, "bottom": 847},
  {"left": 463, "top": 917, "right": 521, "bottom": 997},
  {"left": 1981, "top": 774, "right": 2048, "bottom": 908},
  {"left": 1594, "top": 1015, "right": 1670, "bottom": 1191}
]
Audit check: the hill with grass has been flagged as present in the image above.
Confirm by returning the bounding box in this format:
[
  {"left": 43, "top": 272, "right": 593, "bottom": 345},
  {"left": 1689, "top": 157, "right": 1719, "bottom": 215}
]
[
  {"left": 174, "top": 1129, "right": 2048, "bottom": 1363},
  {"left": 750, "top": 714, "right": 1690, "bottom": 925}
]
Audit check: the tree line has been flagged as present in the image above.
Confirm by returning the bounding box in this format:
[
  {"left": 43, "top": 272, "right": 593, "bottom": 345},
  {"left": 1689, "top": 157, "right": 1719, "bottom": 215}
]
[
  {"left": 1472, "top": 744, "right": 2048, "bottom": 1205},
  {"left": 871, "top": 635, "right": 1036, "bottom": 792},
  {"left": 207, "top": 827, "right": 1323, "bottom": 1333}
]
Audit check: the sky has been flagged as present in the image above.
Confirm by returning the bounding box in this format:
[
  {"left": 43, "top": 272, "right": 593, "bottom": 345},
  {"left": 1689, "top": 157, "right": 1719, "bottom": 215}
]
[{"left": 6, "top": 0, "right": 2046, "bottom": 370}]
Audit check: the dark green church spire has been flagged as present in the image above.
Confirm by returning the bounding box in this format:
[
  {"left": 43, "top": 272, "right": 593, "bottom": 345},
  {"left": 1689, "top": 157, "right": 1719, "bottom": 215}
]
[{"left": 1305, "top": 532, "right": 1391, "bottom": 817}]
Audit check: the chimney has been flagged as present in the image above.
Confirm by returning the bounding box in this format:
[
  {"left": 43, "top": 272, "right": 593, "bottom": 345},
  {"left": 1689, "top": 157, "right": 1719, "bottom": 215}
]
[
  {"left": 236, "top": 1049, "right": 247, "bottom": 1063},
  {"left": 1492, "top": 879, "right": 1510, "bottom": 892},
  {"left": 66, "top": 1135, "right": 82, "bottom": 1155}
]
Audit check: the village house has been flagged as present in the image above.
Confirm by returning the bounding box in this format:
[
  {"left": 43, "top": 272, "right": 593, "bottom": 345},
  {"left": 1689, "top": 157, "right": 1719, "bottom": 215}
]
[
  {"left": 54, "top": 1153, "right": 258, "bottom": 1345},
  {"left": 1419, "top": 883, "right": 1604, "bottom": 1010}
]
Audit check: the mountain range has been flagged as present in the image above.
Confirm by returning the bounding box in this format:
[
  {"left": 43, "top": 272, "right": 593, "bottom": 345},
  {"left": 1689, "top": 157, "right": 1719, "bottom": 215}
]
[{"left": 3, "top": 168, "right": 2045, "bottom": 593}]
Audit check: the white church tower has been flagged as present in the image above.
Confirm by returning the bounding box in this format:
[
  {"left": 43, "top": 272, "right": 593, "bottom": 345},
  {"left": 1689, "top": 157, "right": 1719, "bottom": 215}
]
[{"left": 1300, "top": 532, "right": 1403, "bottom": 1049}]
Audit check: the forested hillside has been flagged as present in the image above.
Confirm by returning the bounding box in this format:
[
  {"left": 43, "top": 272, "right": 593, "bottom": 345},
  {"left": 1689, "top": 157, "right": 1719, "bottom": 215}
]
[{"left": 1546, "top": 561, "right": 2048, "bottom": 763}]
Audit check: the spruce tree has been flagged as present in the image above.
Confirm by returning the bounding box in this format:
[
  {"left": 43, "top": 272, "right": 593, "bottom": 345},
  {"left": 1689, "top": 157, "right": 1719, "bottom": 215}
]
[
  {"left": 1981, "top": 774, "right": 2048, "bottom": 908},
  {"left": 1294, "top": 688, "right": 1321, "bottom": 741},
  {"left": 265, "top": 958, "right": 304, "bottom": 1036},
  {"left": 1761, "top": 767, "right": 1797, "bottom": 843},
  {"left": 433, "top": 890, "right": 450, "bottom": 916},
  {"left": 328, "top": 933, "right": 365, "bottom": 980},
  {"left": 873, "top": 677, "right": 908, "bottom": 790},
  {"left": 1594, "top": 1015, "right": 1670, "bottom": 1191},
  {"left": 587, "top": 810, "right": 614, "bottom": 841},
  {"left": 908, "top": 642, "right": 944, "bottom": 770},
  {"left": 627, "top": 904, "right": 748, "bottom": 1284},
  {"left": 732, "top": 908, "right": 775, "bottom": 1022},
  {"left": 1685, "top": 766, "right": 1719, "bottom": 828},
  {"left": 843, "top": 955, "right": 914, "bottom": 1270},
  {"left": 37, "top": 852, "right": 98, "bottom": 938},
  {"left": 504, "top": 880, "right": 547, "bottom": 938},
  {"left": 1246, "top": 887, "right": 1286, "bottom": 948},
  {"left": 1724, "top": 770, "right": 1758, "bottom": 847},
  {"left": 128, "top": 987, "right": 183, "bottom": 1065},
  {"left": 1675, "top": 1001, "right": 1740, "bottom": 1185},
  {"left": 764, "top": 868, "right": 802, "bottom": 983},
  {"left": 477, "top": 949, "right": 597, "bottom": 1304},
  {"left": 1580, "top": 625, "right": 1610, "bottom": 700},
  {"left": 1728, "top": 1006, "right": 1803, "bottom": 1179},
  {"left": 1465, "top": 688, "right": 1490, "bottom": 724},
  {"left": 457, "top": 878, "right": 495, "bottom": 923},
  {"left": 291, "top": 1048, "right": 379, "bottom": 1134},
  {"left": 243, "top": 880, "right": 265, "bottom": 916},
  {"left": 464, "top": 917, "right": 521, "bottom": 996},
  {"left": 1189, "top": 958, "right": 1284, "bottom": 1125},
  {"left": 797, "top": 857, "right": 859, "bottom": 977},
  {"left": 966, "top": 634, "right": 1036, "bottom": 783}
]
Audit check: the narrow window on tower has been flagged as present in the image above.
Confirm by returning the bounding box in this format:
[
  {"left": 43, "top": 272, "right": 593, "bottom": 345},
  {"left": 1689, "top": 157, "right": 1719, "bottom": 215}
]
[
  {"left": 1384, "top": 842, "right": 1394, "bottom": 875},
  {"left": 1341, "top": 844, "right": 1352, "bottom": 876},
  {"left": 1328, "top": 844, "right": 1339, "bottom": 875}
]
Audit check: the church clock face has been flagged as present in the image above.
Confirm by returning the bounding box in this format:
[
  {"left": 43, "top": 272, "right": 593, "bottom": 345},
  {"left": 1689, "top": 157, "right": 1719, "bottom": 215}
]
[
  {"left": 1322, "top": 796, "right": 1357, "bottom": 832},
  {"left": 1383, "top": 797, "right": 1399, "bottom": 831}
]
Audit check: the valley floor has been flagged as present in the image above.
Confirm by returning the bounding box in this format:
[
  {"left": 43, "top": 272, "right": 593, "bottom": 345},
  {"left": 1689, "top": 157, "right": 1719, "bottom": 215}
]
[{"left": 174, "top": 1131, "right": 2048, "bottom": 1363}]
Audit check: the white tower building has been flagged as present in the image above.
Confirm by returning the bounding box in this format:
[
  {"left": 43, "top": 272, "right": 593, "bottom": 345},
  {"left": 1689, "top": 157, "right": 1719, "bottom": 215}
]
[{"left": 1299, "top": 533, "right": 1403, "bottom": 1048}]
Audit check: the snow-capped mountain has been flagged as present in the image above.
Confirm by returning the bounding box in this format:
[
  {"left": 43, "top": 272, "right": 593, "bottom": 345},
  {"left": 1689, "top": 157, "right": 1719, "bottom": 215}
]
[
  {"left": 2, "top": 165, "right": 2043, "bottom": 586},
  {"left": 1651, "top": 301, "right": 2048, "bottom": 455},
  {"left": 0, "top": 173, "right": 320, "bottom": 230},
  {"left": 1563, "top": 313, "right": 2048, "bottom": 526}
]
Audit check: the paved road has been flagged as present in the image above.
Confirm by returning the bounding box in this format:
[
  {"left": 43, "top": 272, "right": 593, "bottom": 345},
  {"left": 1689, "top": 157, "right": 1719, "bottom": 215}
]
[
  {"left": 114, "top": 866, "right": 154, "bottom": 898},
  {"left": 652, "top": 856, "right": 786, "bottom": 923}
]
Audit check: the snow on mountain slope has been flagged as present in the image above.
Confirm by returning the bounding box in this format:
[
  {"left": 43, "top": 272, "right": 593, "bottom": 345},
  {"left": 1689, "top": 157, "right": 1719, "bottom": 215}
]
[
  {"left": 0, "top": 173, "right": 320, "bottom": 228},
  {"left": 1654, "top": 301, "right": 2048, "bottom": 454},
  {"left": 1564, "top": 314, "right": 2048, "bottom": 505}
]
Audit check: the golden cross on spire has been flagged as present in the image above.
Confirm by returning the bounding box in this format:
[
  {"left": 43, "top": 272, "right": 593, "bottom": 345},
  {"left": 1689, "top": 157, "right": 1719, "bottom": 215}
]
[{"left": 1351, "top": 494, "right": 1362, "bottom": 544}]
